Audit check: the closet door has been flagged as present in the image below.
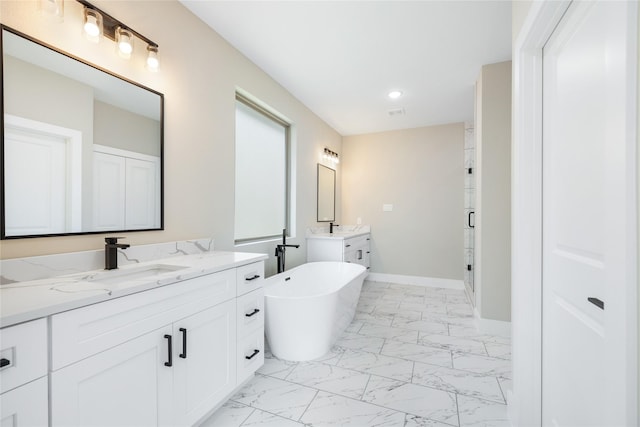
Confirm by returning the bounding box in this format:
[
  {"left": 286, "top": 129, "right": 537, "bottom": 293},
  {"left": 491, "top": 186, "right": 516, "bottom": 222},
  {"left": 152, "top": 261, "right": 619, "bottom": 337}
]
[{"left": 93, "top": 152, "right": 126, "bottom": 231}]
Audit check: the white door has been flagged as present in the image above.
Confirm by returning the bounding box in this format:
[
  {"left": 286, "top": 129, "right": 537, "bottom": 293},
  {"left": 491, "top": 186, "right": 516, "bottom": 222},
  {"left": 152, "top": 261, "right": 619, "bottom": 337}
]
[
  {"left": 172, "top": 300, "right": 237, "bottom": 426},
  {"left": 542, "top": 1, "right": 636, "bottom": 425},
  {"left": 125, "top": 157, "right": 160, "bottom": 230},
  {"left": 51, "top": 326, "right": 173, "bottom": 427},
  {"left": 93, "top": 152, "right": 126, "bottom": 231}
]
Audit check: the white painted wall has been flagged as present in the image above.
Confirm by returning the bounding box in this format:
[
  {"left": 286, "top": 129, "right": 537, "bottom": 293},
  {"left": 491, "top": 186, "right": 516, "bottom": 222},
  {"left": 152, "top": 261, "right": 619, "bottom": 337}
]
[
  {"left": 0, "top": 0, "right": 342, "bottom": 277},
  {"left": 341, "top": 123, "right": 464, "bottom": 280},
  {"left": 475, "top": 61, "right": 512, "bottom": 323}
]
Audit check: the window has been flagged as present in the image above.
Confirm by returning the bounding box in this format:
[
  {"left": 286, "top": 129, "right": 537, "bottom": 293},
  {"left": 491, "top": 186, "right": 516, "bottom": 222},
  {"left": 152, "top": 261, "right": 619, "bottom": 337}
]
[{"left": 234, "top": 94, "right": 290, "bottom": 243}]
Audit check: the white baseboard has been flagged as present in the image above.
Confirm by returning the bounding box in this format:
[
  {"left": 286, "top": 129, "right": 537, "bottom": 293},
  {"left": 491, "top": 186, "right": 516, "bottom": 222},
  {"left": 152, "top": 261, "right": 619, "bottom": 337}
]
[
  {"left": 473, "top": 307, "right": 511, "bottom": 337},
  {"left": 366, "top": 273, "right": 464, "bottom": 290}
]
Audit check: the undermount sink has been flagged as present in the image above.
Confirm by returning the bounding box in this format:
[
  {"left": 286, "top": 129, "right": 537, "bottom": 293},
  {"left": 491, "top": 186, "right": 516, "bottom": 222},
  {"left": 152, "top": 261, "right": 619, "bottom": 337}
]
[{"left": 88, "top": 264, "right": 187, "bottom": 284}]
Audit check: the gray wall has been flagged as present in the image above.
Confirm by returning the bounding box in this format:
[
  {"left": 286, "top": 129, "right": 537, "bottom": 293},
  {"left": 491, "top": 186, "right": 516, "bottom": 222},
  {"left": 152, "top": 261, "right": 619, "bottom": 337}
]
[
  {"left": 475, "top": 61, "right": 512, "bottom": 322},
  {"left": 0, "top": 0, "right": 342, "bottom": 274},
  {"left": 342, "top": 123, "right": 464, "bottom": 280},
  {"left": 94, "top": 101, "right": 161, "bottom": 157}
]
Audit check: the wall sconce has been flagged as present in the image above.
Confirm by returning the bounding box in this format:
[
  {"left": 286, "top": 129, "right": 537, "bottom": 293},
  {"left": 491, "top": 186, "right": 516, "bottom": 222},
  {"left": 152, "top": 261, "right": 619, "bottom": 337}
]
[
  {"left": 323, "top": 148, "right": 340, "bottom": 164},
  {"left": 77, "top": 0, "right": 160, "bottom": 70}
]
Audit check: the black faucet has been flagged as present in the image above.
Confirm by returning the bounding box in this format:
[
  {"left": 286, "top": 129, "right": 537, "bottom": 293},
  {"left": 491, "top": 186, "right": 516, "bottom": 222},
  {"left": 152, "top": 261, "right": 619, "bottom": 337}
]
[
  {"left": 105, "top": 237, "right": 130, "bottom": 270},
  {"left": 275, "top": 229, "right": 299, "bottom": 274},
  {"left": 329, "top": 222, "right": 339, "bottom": 234}
]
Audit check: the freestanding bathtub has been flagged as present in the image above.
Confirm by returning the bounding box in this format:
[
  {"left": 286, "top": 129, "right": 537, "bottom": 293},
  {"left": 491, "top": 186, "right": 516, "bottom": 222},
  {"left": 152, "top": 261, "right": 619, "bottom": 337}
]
[{"left": 263, "top": 261, "right": 367, "bottom": 361}]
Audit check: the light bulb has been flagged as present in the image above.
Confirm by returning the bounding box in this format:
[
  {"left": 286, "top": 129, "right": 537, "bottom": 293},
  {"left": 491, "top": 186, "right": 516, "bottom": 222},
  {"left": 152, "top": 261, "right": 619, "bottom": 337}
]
[
  {"left": 83, "top": 8, "right": 102, "bottom": 43},
  {"left": 116, "top": 27, "right": 133, "bottom": 59},
  {"left": 146, "top": 46, "right": 159, "bottom": 71}
]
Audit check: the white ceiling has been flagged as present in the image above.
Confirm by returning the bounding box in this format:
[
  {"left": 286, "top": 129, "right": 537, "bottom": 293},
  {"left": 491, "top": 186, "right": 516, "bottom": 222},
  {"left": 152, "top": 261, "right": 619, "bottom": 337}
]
[{"left": 180, "top": 1, "right": 512, "bottom": 136}]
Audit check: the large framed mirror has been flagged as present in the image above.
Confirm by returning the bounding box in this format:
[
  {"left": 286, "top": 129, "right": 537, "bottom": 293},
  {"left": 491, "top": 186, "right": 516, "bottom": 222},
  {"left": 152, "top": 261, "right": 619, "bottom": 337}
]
[
  {"left": 317, "top": 163, "right": 335, "bottom": 222},
  {"left": 1, "top": 26, "right": 164, "bottom": 239}
]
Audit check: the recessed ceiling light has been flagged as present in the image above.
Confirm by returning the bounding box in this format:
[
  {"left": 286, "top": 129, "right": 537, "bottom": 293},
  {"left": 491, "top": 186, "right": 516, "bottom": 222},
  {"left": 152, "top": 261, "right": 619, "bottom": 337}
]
[{"left": 388, "top": 90, "right": 403, "bottom": 99}]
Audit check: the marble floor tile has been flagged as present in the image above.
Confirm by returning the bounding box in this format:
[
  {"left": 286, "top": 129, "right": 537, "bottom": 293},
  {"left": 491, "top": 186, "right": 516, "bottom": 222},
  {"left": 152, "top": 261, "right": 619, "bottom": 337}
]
[
  {"left": 354, "top": 312, "right": 395, "bottom": 326},
  {"left": 363, "top": 281, "right": 391, "bottom": 289},
  {"left": 452, "top": 353, "right": 512, "bottom": 379},
  {"left": 389, "top": 283, "right": 425, "bottom": 292},
  {"left": 334, "top": 331, "right": 386, "bottom": 353},
  {"left": 337, "top": 348, "right": 414, "bottom": 382},
  {"left": 380, "top": 340, "right": 453, "bottom": 368},
  {"left": 313, "top": 346, "right": 345, "bottom": 365},
  {"left": 362, "top": 376, "right": 459, "bottom": 426},
  {"left": 401, "top": 295, "right": 426, "bottom": 305},
  {"left": 421, "top": 313, "right": 476, "bottom": 328},
  {"left": 391, "top": 317, "right": 450, "bottom": 334},
  {"left": 346, "top": 320, "right": 366, "bottom": 333},
  {"left": 231, "top": 374, "right": 317, "bottom": 420},
  {"left": 497, "top": 378, "right": 512, "bottom": 403},
  {"left": 412, "top": 363, "right": 505, "bottom": 403},
  {"left": 200, "top": 401, "right": 254, "bottom": 427},
  {"left": 456, "top": 395, "right": 509, "bottom": 427},
  {"left": 404, "top": 414, "right": 458, "bottom": 427},
  {"left": 285, "top": 361, "right": 370, "bottom": 399},
  {"left": 257, "top": 352, "right": 298, "bottom": 379},
  {"left": 418, "top": 333, "right": 489, "bottom": 355},
  {"left": 446, "top": 304, "right": 474, "bottom": 317},
  {"left": 447, "top": 326, "right": 510, "bottom": 346},
  {"left": 300, "top": 390, "right": 406, "bottom": 427},
  {"left": 241, "top": 409, "right": 305, "bottom": 427},
  {"left": 359, "top": 323, "right": 419, "bottom": 343},
  {"left": 375, "top": 307, "right": 422, "bottom": 320},
  {"left": 484, "top": 342, "right": 511, "bottom": 360},
  {"left": 400, "top": 302, "right": 433, "bottom": 312},
  {"left": 420, "top": 303, "right": 450, "bottom": 316}
]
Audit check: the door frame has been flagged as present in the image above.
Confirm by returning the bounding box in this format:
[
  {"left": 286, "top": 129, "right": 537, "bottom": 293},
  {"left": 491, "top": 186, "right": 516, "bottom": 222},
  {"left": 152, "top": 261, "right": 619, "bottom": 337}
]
[{"left": 511, "top": 1, "right": 638, "bottom": 425}]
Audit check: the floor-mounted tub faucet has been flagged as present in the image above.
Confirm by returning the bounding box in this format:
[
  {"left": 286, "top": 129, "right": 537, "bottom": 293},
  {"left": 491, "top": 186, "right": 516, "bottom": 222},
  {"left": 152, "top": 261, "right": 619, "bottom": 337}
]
[
  {"left": 275, "top": 229, "right": 299, "bottom": 274},
  {"left": 105, "top": 237, "right": 130, "bottom": 270},
  {"left": 329, "top": 222, "right": 339, "bottom": 234}
]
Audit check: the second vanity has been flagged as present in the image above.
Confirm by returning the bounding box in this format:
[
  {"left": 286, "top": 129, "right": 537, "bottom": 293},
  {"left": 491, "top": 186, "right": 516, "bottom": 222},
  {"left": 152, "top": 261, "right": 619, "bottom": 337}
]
[
  {"left": 0, "top": 249, "right": 267, "bottom": 427},
  {"left": 306, "top": 225, "right": 371, "bottom": 270}
]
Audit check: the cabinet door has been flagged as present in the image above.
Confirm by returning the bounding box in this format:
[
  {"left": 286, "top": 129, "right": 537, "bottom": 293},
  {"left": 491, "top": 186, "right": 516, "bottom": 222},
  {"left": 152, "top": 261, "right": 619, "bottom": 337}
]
[
  {"left": 0, "top": 377, "right": 48, "bottom": 427},
  {"left": 172, "top": 300, "right": 237, "bottom": 426},
  {"left": 51, "top": 326, "right": 173, "bottom": 427}
]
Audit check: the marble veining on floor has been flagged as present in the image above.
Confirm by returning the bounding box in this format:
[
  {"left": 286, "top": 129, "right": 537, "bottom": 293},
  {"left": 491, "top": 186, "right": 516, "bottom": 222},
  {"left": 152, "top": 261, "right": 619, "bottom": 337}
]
[{"left": 201, "top": 280, "right": 511, "bottom": 427}]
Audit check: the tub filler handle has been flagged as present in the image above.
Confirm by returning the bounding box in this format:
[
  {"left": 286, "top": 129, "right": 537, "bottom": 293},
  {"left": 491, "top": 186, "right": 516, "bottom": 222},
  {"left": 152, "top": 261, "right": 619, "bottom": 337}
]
[
  {"left": 245, "top": 349, "right": 260, "bottom": 360},
  {"left": 245, "top": 308, "right": 260, "bottom": 317},
  {"left": 245, "top": 274, "right": 261, "bottom": 281}
]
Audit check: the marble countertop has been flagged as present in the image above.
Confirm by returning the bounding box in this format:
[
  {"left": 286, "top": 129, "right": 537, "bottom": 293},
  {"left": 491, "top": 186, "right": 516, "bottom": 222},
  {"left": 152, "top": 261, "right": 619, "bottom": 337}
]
[
  {"left": 305, "top": 225, "right": 371, "bottom": 240},
  {"left": 305, "top": 230, "right": 370, "bottom": 240},
  {"left": 0, "top": 251, "right": 268, "bottom": 328}
]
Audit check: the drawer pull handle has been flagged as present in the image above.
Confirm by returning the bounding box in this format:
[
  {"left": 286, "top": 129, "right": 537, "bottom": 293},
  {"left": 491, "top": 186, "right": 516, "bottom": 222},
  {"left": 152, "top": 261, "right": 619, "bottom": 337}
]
[
  {"left": 245, "top": 349, "right": 260, "bottom": 360},
  {"left": 345, "top": 244, "right": 351, "bottom": 248},
  {"left": 245, "top": 274, "right": 261, "bottom": 281},
  {"left": 179, "top": 328, "right": 187, "bottom": 359},
  {"left": 357, "top": 249, "right": 363, "bottom": 260},
  {"left": 0, "top": 358, "right": 10, "bottom": 368},
  {"left": 588, "top": 297, "right": 604, "bottom": 310},
  {"left": 245, "top": 308, "right": 260, "bottom": 317},
  {"left": 164, "top": 334, "right": 173, "bottom": 367}
]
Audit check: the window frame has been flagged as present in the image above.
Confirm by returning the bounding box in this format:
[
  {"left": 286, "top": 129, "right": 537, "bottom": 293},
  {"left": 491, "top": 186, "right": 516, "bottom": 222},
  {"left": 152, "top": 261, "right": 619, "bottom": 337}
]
[{"left": 234, "top": 93, "right": 291, "bottom": 244}]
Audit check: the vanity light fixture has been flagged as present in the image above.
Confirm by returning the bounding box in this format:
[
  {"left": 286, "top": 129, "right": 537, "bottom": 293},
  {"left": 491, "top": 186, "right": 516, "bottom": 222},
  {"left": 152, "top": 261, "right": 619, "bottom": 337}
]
[
  {"left": 323, "top": 148, "right": 340, "bottom": 164},
  {"left": 76, "top": 0, "right": 160, "bottom": 70}
]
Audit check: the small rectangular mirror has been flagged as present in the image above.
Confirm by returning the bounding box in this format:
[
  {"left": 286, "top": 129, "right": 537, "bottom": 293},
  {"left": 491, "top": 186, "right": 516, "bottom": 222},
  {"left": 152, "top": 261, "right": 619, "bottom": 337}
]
[
  {"left": 1, "top": 26, "right": 164, "bottom": 239},
  {"left": 317, "top": 164, "right": 335, "bottom": 222}
]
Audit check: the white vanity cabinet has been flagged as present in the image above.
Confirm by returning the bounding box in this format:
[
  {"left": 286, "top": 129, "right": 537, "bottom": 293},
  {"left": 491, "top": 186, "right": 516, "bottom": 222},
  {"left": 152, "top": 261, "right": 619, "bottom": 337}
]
[
  {"left": 0, "top": 319, "right": 48, "bottom": 427},
  {"left": 307, "top": 233, "right": 371, "bottom": 270},
  {"left": 47, "top": 260, "right": 264, "bottom": 427}
]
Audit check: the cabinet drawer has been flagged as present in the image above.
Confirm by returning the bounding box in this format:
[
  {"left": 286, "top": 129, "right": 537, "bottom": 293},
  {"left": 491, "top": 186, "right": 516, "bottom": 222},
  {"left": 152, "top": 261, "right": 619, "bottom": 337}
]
[
  {"left": 1, "top": 376, "right": 48, "bottom": 427},
  {"left": 237, "top": 329, "right": 264, "bottom": 384},
  {"left": 343, "top": 235, "right": 370, "bottom": 250},
  {"left": 236, "top": 261, "right": 264, "bottom": 296},
  {"left": 237, "top": 288, "right": 264, "bottom": 337},
  {"left": 51, "top": 269, "right": 236, "bottom": 370},
  {"left": 0, "top": 318, "right": 47, "bottom": 394}
]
